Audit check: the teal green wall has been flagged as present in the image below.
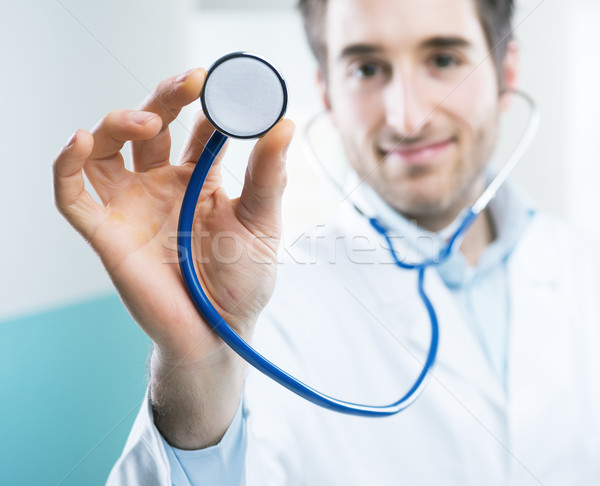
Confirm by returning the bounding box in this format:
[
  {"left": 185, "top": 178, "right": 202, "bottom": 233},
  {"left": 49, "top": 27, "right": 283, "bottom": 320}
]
[{"left": 0, "top": 294, "right": 151, "bottom": 485}]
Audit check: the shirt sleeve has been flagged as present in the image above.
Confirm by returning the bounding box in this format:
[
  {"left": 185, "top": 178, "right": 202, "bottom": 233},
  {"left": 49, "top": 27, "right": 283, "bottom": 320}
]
[{"left": 161, "top": 400, "right": 247, "bottom": 486}]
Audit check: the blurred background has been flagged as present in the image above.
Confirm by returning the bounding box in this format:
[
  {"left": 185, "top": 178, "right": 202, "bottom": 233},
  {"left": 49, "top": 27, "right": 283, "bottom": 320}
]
[{"left": 0, "top": 0, "right": 598, "bottom": 483}]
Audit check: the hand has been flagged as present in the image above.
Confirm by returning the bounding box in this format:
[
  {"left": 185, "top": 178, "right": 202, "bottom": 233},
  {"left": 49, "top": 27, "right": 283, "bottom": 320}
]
[{"left": 53, "top": 68, "right": 295, "bottom": 365}]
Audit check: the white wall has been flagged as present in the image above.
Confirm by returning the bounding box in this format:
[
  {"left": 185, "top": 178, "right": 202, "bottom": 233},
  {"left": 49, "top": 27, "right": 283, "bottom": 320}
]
[
  {"left": 2, "top": 0, "right": 598, "bottom": 320},
  {"left": 0, "top": 1, "right": 190, "bottom": 320},
  {"left": 566, "top": 1, "right": 600, "bottom": 237},
  {"left": 505, "top": 0, "right": 569, "bottom": 217}
]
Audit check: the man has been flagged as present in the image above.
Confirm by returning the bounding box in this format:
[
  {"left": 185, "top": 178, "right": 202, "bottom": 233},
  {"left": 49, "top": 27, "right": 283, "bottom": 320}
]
[{"left": 53, "top": 0, "right": 600, "bottom": 484}]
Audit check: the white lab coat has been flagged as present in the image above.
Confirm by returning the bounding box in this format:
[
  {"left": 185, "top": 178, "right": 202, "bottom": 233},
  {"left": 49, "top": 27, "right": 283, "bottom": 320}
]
[{"left": 108, "top": 206, "right": 600, "bottom": 485}]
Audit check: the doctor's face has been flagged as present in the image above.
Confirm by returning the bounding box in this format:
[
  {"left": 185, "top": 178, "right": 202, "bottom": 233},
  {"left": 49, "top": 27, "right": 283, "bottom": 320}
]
[{"left": 323, "top": 0, "right": 507, "bottom": 229}]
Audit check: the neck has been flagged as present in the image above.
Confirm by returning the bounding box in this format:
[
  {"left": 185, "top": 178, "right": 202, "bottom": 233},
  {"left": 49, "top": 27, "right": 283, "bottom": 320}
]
[
  {"left": 412, "top": 207, "right": 495, "bottom": 267},
  {"left": 363, "top": 177, "right": 496, "bottom": 265},
  {"left": 457, "top": 208, "right": 496, "bottom": 266},
  {"left": 404, "top": 180, "right": 495, "bottom": 266},
  {"left": 419, "top": 177, "right": 496, "bottom": 267}
]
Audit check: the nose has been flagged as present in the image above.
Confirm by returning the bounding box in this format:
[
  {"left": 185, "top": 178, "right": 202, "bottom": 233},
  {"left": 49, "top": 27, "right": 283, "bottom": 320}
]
[{"left": 383, "top": 73, "right": 428, "bottom": 137}]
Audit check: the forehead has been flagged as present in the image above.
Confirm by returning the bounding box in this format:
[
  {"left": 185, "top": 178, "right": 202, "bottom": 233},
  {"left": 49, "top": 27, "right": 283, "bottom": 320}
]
[{"left": 325, "top": 0, "right": 487, "bottom": 57}]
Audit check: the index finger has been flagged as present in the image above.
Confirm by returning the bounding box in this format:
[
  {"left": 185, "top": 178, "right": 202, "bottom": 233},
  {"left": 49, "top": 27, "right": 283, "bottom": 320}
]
[
  {"left": 137, "top": 68, "right": 207, "bottom": 127},
  {"left": 131, "top": 69, "right": 207, "bottom": 172}
]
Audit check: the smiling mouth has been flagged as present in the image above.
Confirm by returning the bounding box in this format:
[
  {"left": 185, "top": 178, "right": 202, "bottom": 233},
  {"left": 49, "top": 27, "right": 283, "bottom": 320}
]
[{"left": 378, "top": 138, "right": 456, "bottom": 166}]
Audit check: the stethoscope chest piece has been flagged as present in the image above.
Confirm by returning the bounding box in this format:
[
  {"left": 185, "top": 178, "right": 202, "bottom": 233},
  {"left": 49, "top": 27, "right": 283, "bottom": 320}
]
[{"left": 200, "top": 52, "right": 288, "bottom": 139}]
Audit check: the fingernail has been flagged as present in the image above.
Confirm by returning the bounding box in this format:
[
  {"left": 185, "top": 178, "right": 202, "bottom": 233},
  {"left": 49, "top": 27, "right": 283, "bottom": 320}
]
[
  {"left": 175, "top": 69, "right": 194, "bottom": 83},
  {"left": 281, "top": 140, "right": 292, "bottom": 162},
  {"left": 65, "top": 131, "right": 77, "bottom": 148},
  {"left": 130, "top": 111, "right": 156, "bottom": 125}
]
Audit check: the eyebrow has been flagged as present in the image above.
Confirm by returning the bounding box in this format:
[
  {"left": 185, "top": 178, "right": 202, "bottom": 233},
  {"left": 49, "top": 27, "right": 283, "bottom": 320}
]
[
  {"left": 421, "top": 36, "right": 472, "bottom": 50},
  {"left": 338, "top": 44, "right": 383, "bottom": 61},
  {"left": 338, "top": 36, "right": 473, "bottom": 62}
]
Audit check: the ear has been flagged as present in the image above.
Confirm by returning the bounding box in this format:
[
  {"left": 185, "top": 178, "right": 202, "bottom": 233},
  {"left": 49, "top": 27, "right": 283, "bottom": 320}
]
[
  {"left": 500, "top": 40, "right": 520, "bottom": 111},
  {"left": 316, "top": 68, "right": 331, "bottom": 111}
]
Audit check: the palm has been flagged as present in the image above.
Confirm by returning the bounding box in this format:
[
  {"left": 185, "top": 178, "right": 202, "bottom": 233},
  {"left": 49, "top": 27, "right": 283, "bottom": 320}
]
[{"left": 90, "top": 158, "right": 279, "bottom": 362}]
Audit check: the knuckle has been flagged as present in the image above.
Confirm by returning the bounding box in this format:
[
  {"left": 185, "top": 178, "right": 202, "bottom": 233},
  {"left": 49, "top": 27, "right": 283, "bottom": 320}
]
[
  {"left": 97, "top": 109, "right": 128, "bottom": 134},
  {"left": 106, "top": 108, "right": 128, "bottom": 123},
  {"left": 51, "top": 157, "right": 62, "bottom": 176},
  {"left": 280, "top": 170, "right": 288, "bottom": 190},
  {"left": 151, "top": 78, "right": 176, "bottom": 103}
]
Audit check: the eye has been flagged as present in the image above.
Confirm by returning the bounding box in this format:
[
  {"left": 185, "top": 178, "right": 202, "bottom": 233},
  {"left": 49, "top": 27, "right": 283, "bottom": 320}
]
[
  {"left": 346, "top": 58, "right": 390, "bottom": 82},
  {"left": 353, "top": 63, "right": 381, "bottom": 78},
  {"left": 430, "top": 53, "right": 460, "bottom": 70}
]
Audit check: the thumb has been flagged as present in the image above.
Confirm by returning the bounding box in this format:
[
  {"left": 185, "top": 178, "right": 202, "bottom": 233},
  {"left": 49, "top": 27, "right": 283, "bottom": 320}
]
[{"left": 236, "top": 118, "right": 295, "bottom": 235}]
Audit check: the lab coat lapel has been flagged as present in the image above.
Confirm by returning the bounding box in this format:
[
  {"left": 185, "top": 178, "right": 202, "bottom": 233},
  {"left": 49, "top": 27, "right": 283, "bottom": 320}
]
[{"left": 505, "top": 215, "right": 579, "bottom": 481}]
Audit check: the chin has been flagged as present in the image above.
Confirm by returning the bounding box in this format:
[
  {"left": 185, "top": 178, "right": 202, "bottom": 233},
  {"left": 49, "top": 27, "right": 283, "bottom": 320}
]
[
  {"left": 380, "top": 183, "right": 458, "bottom": 221},
  {"left": 380, "top": 175, "right": 449, "bottom": 207},
  {"left": 397, "top": 200, "right": 450, "bottom": 220}
]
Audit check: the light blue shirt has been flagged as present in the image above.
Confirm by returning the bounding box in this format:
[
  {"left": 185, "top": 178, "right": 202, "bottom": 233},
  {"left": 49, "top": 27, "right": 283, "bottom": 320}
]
[
  {"left": 162, "top": 180, "right": 535, "bottom": 485},
  {"left": 161, "top": 399, "right": 247, "bottom": 486}
]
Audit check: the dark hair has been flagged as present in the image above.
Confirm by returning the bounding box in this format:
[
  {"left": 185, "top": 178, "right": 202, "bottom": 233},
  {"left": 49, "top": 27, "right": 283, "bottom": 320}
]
[{"left": 298, "top": 0, "right": 515, "bottom": 85}]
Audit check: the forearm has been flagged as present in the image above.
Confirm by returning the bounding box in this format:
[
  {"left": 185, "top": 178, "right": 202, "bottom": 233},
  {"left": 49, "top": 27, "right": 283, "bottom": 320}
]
[{"left": 150, "top": 345, "right": 247, "bottom": 450}]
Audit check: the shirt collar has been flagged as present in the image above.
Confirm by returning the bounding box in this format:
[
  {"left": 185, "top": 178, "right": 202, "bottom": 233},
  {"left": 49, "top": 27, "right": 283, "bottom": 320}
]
[{"left": 352, "top": 174, "right": 537, "bottom": 288}]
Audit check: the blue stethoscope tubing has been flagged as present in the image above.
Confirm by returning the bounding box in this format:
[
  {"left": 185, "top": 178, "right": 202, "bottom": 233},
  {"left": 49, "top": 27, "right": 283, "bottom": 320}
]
[{"left": 178, "top": 90, "right": 539, "bottom": 417}]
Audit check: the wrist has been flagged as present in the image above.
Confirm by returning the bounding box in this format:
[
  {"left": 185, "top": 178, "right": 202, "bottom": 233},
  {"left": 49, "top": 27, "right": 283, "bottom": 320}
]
[
  {"left": 150, "top": 345, "right": 247, "bottom": 449},
  {"left": 152, "top": 338, "right": 235, "bottom": 370},
  {"left": 150, "top": 314, "right": 257, "bottom": 370}
]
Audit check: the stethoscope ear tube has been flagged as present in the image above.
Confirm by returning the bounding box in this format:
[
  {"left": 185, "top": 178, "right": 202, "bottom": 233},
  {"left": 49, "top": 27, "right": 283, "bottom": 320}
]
[
  {"left": 178, "top": 129, "right": 439, "bottom": 417},
  {"left": 471, "top": 90, "right": 540, "bottom": 214}
]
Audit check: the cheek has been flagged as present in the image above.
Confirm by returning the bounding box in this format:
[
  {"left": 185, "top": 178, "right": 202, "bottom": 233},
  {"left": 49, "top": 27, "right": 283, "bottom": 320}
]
[
  {"left": 330, "top": 86, "right": 384, "bottom": 141},
  {"left": 442, "top": 70, "right": 499, "bottom": 135}
]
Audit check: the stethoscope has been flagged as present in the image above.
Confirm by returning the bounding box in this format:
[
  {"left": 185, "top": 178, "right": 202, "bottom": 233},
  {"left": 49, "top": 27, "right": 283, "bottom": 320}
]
[{"left": 178, "top": 52, "right": 540, "bottom": 417}]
